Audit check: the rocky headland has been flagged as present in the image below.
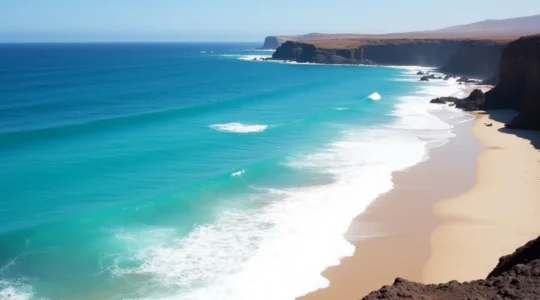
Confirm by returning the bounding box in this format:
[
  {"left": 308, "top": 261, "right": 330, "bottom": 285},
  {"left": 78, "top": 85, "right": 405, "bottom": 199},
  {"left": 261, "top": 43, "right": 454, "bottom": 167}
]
[
  {"left": 271, "top": 38, "right": 511, "bottom": 79},
  {"left": 359, "top": 34, "right": 540, "bottom": 300},
  {"left": 427, "top": 34, "right": 540, "bottom": 130}
]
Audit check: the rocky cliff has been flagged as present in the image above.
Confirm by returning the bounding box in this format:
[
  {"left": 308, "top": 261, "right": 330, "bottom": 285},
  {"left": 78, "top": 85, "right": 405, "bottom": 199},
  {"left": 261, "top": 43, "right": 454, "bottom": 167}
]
[
  {"left": 272, "top": 39, "right": 461, "bottom": 66},
  {"left": 362, "top": 236, "right": 540, "bottom": 300},
  {"left": 272, "top": 38, "right": 509, "bottom": 79},
  {"left": 440, "top": 40, "right": 507, "bottom": 77},
  {"left": 484, "top": 35, "right": 540, "bottom": 130}
]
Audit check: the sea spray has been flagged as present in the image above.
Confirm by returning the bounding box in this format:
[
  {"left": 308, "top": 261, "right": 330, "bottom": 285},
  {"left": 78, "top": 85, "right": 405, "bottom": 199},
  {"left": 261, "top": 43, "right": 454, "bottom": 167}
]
[
  {"left": 368, "top": 92, "right": 382, "bottom": 100},
  {"left": 209, "top": 123, "right": 268, "bottom": 133}
]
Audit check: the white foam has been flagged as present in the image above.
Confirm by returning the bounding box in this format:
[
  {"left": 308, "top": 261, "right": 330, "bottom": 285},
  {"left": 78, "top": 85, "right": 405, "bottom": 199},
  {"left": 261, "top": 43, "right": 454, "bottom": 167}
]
[
  {"left": 106, "top": 67, "right": 470, "bottom": 300},
  {"left": 335, "top": 107, "right": 349, "bottom": 111},
  {"left": 0, "top": 280, "right": 39, "bottom": 300},
  {"left": 210, "top": 123, "right": 268, "bottom": 133},
  {"left": 368, "top": 92, "right": 382, "bottom": 100},
  {"left": 237, "top": 55, "right": 272, "bottom": 61},
  {"left": 219, "top": 54, "right": 272, "bottom": 62},
  {"left": 231, "top": 170, "right": 245, "bottom": 177}
]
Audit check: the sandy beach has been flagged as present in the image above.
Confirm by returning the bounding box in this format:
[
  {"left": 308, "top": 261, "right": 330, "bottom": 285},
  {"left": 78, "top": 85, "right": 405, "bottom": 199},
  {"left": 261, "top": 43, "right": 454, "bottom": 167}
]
[
  {"left": 300, "top": 106, "right": 540, "bottom": 299},
  {"left": 424, "top": 110, "right": 540, "bottom": 283}
]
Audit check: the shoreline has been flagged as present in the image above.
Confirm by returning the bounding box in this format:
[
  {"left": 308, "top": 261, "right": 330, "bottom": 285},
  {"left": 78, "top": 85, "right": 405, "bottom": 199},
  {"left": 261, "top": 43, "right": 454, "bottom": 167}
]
[
  {"left": 300, "top": 102, "right": 540, "bottom": 299},
  {"left": 423, "top": 109, "right": 540, "bottom": 282},
  {"left": 299, "top": 88, "right": 483, "bottom": 299}
]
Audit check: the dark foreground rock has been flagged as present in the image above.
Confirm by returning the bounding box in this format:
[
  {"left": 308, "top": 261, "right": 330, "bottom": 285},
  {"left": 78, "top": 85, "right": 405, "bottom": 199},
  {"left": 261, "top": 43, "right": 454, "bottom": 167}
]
[
  {"left": 430, "top": 89, "right": 485, "bottom": 111},
  {"left": 362, "top": 236, "right": 540, "bottom": 300}
]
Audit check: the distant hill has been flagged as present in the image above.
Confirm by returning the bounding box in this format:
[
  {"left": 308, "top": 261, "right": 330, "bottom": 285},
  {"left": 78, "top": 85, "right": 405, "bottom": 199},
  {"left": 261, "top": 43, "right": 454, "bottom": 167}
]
[
  {"left": 429, "top": 14, "right": 540, "bottom": 35},
  {"left": 261, "top": 14, "right": 540, "bottom": 49}
]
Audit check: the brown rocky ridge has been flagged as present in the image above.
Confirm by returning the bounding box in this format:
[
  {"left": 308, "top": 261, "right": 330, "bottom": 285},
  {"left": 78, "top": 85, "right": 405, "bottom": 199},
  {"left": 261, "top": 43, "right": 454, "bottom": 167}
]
[
  {"left": 271, "top": 38, "right": 511, "bottom": 80},
  {"left": 362, "top": 236, "right": 540, "bottom": 300}
]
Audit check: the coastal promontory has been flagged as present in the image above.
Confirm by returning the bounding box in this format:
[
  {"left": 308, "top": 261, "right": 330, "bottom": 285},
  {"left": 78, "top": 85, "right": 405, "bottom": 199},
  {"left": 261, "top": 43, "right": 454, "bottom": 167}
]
[{"left": 484, "top": 34, "right": 540, "bottom": 130}]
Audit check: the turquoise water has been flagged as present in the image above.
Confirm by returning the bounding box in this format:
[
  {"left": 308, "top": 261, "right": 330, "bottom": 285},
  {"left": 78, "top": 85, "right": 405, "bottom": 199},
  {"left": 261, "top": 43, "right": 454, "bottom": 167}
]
[{"left": 0, "top": 43, "right": 463, "bottom": 300}]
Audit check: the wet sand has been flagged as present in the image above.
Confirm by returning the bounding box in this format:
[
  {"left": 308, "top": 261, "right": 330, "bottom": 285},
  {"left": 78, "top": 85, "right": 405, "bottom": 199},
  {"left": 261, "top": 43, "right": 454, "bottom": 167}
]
[
  {"left": 424, "top": 110, "right": 540, "bottom": 283},
  {"left": 300, "top": 107, "right": 540, "bottom": 300},
  {"left": 300, "top": 114, "right": 482, "bottom": 300}
]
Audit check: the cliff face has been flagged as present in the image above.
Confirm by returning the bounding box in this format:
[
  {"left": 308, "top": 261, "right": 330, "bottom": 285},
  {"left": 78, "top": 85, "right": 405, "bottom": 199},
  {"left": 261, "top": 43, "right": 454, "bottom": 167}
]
[
  {"left": 272, "top": 40, "right": 461, "bottom": 66},
  {"left": 484, "top": 35, "right": 540, "bottom": 130},
  {"left": 362, "top": 236, "right": 540, "bottom": 300},
  {"left": 440, "top": 40, "right": 507, "bottom": 77},
  {"left": 272, "top": 39, "right": 508, "bottom": 78}
]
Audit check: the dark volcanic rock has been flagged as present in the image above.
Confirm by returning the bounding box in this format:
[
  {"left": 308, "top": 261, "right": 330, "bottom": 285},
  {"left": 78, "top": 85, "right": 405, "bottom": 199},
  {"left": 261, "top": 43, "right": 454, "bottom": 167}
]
[
  {"left": 484, "top": 35, "right": 540, "bottom": 130},
  {"left": 420, "top": 74, "right": 437, "bottom": 81},
  {"left": 444, "top": 75, "right": 452, "bottom": 80},
  {"left": 430, "top": 96, "right": 459, "bottom": 104},
  {"left": 439, "top": 40, "right": 507, "bottom": 79},
  {"left": 272, "top": 40, "right": 463, "bottom": 66},
  {"left": 272, "top": 39, "right": 508, "bottom": 79},
  {"left": 362, "top": 236, "right": 540, "bottom": 300},
  {"left": 430, "top": 89, "right": 485, "bottom": 111},
  {"left": 489, "top": 236, "right": 540, "bottom": 278}
]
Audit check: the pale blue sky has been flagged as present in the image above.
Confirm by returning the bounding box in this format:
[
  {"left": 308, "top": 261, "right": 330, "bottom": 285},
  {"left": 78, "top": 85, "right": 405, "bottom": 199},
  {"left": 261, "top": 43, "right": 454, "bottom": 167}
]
[{"left": 1, "top": 0, "right": 539, "bottom": 42}]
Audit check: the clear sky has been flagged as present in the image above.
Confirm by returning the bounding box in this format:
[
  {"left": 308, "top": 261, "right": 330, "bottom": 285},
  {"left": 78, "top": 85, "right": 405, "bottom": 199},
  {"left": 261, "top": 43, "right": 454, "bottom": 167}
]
[{"left": 1, "top": 0, "right": 539, "bottom": 42}]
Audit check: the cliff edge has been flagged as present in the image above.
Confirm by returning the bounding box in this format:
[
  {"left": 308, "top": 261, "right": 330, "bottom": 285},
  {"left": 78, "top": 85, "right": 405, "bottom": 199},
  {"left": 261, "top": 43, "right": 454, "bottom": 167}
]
[
  {"left": 272, "top": 38, "right": 510, "bottom": 79},
  {"left": 484, "top": 35, "right": 540, "bottom": 130},
  {"left": 362, "top": 236, "right": 540, "bottom": 300}
]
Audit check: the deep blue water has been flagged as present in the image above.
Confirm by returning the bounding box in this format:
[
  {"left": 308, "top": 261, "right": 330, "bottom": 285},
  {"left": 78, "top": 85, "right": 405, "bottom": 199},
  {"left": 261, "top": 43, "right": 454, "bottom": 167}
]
[{"left": 0, "top": 43, "right": 459, "bottom": 300}]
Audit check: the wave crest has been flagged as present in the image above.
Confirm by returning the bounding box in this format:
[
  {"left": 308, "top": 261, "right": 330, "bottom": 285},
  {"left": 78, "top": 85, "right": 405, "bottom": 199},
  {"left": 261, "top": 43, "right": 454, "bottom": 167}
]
[
  {"left": 231, "top": 170, "right": 245, "bottom": 177},
  {"left": 210, "top": 123, "right": 268, "bottom": 133},
  {"left": 368, "top": 92, "right": 382, "bottom": 101}
]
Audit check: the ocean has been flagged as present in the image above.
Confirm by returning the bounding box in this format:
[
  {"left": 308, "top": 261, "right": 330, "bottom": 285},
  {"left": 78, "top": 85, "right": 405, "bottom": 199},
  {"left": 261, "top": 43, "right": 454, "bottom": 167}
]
[{"left": 0, "top": 43, "right": 469, "bottom": 300}]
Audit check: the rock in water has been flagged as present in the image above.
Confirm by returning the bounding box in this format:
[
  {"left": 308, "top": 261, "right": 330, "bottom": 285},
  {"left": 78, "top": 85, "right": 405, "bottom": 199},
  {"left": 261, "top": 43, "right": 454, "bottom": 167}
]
[
  {"left": 420, "top": 74, "right": 437, "bottom": 81},
  {"left": 430, "top": 89, "right": 485, "bottom": 111},
  {"left": 430, "top": 97, "right": 459, "bottom": 104}
]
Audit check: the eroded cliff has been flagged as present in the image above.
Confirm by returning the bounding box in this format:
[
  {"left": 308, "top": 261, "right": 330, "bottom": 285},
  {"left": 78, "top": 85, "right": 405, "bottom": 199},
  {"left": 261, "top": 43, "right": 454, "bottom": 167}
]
[
  {"left": 272, "top": 38, "right": 509, "bottom": 79},
  {"left": 272, "top": 39, "right": 461, "bottom": 66},
  {"left": 440, "top": 40, "right": 507, "bottom": 77},
  {"left": 484, "top": 35, "right": 540, "bottom": 130}
]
